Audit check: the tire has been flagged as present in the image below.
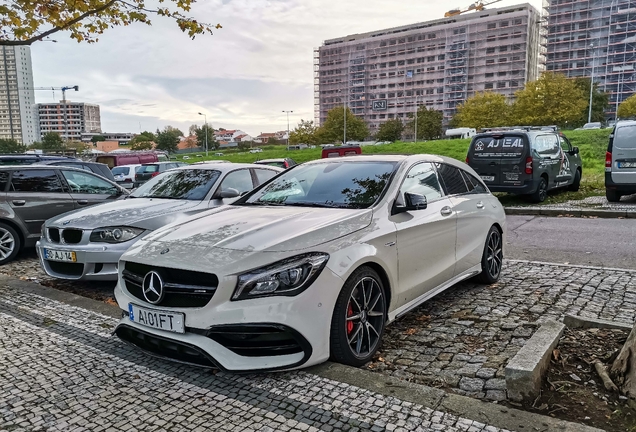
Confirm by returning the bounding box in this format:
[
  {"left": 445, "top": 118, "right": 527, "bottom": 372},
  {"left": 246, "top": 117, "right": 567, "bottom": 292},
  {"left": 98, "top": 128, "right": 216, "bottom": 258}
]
[
  {"left": 0, "top": 223, "right": 20, "bottom": 265},
  {"left": 568, "top": 169, "right": 581, "bottom": 192},
  {"left": 529, "top": 177, "right": 548, "bottom": 203},
  {"left": 330, "top": 266, "right": 386, "bottom": 367},
  {"left": 606, "top": 189, "right": 622, "bottom": 203},
  {"left": 475, "top": 226, "right": 503, "bottom": 285}
]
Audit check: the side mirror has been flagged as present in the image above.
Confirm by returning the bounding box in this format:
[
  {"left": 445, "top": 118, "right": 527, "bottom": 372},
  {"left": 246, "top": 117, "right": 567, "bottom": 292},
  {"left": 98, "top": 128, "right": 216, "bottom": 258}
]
[
  {"left": 219, "top": 188, "right": 240, "bottom": 199},
  {"left": 570, "top": 146, "right": 580, "bottom": 155},
  {"left": 393, "top": 192, "right": 427, "bottom": 215}
]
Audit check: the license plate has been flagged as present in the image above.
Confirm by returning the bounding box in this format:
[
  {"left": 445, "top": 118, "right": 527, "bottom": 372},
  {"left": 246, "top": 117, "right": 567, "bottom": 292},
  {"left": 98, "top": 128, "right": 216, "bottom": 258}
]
[
  {"left": 618, "top": 162, "right": 636, "bottom": 168},
  {"left": 44, "top": 248, "right": 76, "bottom": 262},
  {"left": 480, "top": 175, "right": 495, "bottom": 182},
  {"left": 128, "top": 303, "right": 185, "bottom": 334}
]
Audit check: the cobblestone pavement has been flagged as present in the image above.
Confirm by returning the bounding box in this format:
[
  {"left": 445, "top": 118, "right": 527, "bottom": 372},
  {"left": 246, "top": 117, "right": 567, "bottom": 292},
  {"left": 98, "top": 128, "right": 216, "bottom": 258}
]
[
  {"left": 0, "top": 284, "right": 516, "bottom": 432},
  {"left": 506, "top": 193, "right": 636, "bottom": 212},
  {"left": 368, "top": 262, "right": 636, "bottom": 401}
]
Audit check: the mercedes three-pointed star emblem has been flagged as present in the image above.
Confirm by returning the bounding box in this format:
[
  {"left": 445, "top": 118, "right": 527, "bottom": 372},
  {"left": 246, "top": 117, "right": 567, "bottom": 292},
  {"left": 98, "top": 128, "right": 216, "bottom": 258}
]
[{"left": 142, "top": 271, "right": 165, "bottom": 305}]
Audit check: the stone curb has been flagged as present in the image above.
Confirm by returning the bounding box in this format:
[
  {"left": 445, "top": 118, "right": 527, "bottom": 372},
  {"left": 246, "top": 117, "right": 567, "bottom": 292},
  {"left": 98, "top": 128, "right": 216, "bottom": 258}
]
[
  {"left": 564, "top": 314, "right": 634, "bottom": 331},
  {"left": 505, "top": 207, "right": 636, "bottom": 219},
  {"left": 2, "top": 275, "right": 604, "bottom": 432},
  {"left": 505, "top": 320, "right": 565, "bottom": 402},
  {"left": 507, "top": 259, "right": 636, "bottom": 273}
]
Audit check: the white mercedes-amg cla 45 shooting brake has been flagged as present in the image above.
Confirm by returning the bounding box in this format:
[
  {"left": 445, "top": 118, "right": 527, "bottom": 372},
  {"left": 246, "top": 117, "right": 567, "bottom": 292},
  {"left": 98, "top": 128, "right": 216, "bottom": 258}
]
[{"left": 114, "top": 155, "right": 506, "bottom": 372}]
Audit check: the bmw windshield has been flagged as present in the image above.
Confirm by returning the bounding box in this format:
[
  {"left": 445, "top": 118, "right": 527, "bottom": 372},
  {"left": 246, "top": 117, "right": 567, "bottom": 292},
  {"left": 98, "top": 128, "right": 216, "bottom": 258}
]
[
  {"left": 131, "top": 169, "right": 221, "bottom": 200},
  {"left": 239, "top": 161, "right": 396, "bottom": 209}
]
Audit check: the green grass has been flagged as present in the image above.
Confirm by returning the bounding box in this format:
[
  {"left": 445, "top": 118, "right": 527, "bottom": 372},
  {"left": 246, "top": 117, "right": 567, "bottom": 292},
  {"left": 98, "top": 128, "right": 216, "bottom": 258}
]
[{"left": 174, "top": 129, "right": 611, "bottom": 205}]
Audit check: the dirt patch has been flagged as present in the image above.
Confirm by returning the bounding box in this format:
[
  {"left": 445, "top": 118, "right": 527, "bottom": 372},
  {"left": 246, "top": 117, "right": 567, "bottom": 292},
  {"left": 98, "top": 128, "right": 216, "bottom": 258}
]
[{"left": 519, "top": 327, "right": 636, "bottom": 432}]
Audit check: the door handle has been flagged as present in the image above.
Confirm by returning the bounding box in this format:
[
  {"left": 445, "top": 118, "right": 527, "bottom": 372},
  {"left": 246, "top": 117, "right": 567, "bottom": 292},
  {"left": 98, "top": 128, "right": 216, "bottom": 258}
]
[
  {"left": 476, "top": 201, "right": 485, "bottom": 209},
  {"left": 440, "top": 206, "right": 453, "bottom": 217},
  {"left": 77, "top": 200, "right": 89, "bottom": 205},
  {"left": 12, "top": 200, "right": 25, "bottom": 206}
]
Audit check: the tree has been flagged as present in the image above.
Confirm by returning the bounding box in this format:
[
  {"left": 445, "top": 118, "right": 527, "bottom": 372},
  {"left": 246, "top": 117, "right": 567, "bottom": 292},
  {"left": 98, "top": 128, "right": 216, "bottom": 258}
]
[
  {"left": 453, "top": 92, "right": 511, "bottom": 129},
  {"left": 90, "top": 135, "right": 105, "bottom": 143},
  {"left": 66, "top": 140, "right": 90, "bottom": 153},
  {"left": 237, "top": 141, "right": 250, "bottom": 151},
  {"left": 41, "top": 132, "right": 64, "bottom": 150},
  {"left": 0, "top": 1, "right": 221, "bottom": 46},
  {"left": 0, "top": 138, "right": 26, "bottom": 153},
  {"left": 512, "top": 72, "right": 588, "bottom": 128},
  {"left": 618, "top": 94, "right": 636, "bottom": 118},
  {"left": 572, "top": 78, "right": 610, "bottom": 127},
  {"left": 319, "top": 106, "right": 368, "bottom": 143},
  {"left": 375, "top": 119, "right": 403, "bottom": 142},
  {"left": 155, "top": 126, "right": 183, "bottom": 154},
  {"left": 408, "top": 107, "right": 443, "bottom": 140},
  {"left": 289, "top": 120, "right": 318, "bottom": 145},
  {"left": 194, "top": 124, "right": 218, "bottom": 150},
  {"left": 129, "top": 131, "right": 155, "bottom": 150}
]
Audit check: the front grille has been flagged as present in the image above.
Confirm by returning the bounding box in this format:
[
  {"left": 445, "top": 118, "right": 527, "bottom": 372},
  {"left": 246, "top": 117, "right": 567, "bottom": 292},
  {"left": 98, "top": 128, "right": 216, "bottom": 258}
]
[
  {"left": 122, "top": 261, "right": 218, "bottom": 308},
  {"left": 62, "top": 229, "right": 83, "bottom": 244},
  {"left": 48, "top": 261, "right": 84, "bottom": 276},
  {"left": 115, "top": 325, "right": 216, "bottom": 368},
  {"left": 206, "top": 325, "right": 307, "bottom": 357},
  {"left": 48, "top": 228, "right": 60, "bottom": 243}
]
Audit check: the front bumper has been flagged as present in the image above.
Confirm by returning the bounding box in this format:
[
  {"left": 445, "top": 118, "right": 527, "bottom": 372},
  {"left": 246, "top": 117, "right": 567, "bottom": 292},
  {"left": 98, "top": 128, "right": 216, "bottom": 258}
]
[
  {"left": 37, "top": 238, "right": 137, "bottom": 281},
  {"left": 113, "top": 266, "right": 345, "bottom": 372}
]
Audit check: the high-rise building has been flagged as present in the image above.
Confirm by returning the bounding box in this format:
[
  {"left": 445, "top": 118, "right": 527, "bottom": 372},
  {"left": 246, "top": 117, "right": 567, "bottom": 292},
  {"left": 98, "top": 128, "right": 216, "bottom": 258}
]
[
  {"left": 545, "top": 0, "right": 636, "bottom": 119},
  {"left": 37, "top": 101, "right": 101, "bottom": 141},
  {"left": 314, "top": 3, "right": 544, "bottom": 132},
  {"left": 0, "top": 46, "right": 37, "bottom": 145}
]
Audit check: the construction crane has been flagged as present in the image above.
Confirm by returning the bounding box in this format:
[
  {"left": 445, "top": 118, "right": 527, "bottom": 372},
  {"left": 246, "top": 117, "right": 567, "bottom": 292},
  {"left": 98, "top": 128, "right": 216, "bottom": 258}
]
[
  {"left": 445, "top": 0, "right": 503, "bottom": 17},
  {"left": 33, "top": 86, "right": 79, "bottom": 141}
]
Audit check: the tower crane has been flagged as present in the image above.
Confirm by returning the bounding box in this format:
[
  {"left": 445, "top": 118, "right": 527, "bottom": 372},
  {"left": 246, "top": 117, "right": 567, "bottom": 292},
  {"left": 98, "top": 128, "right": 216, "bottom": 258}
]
[
  {"left": 33, "top": 86, "right": 79, "bottom": 141},
  {"left": 445, "top": 0, "right": 503, "bottom": 17}
]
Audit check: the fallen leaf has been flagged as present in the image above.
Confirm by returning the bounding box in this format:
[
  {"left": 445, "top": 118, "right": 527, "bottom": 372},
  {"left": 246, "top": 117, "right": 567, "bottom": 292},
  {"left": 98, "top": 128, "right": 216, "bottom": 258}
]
[
  {"left": 404, "top": 328, "right": 417, "bottom": 335},
  {"left": 417, "top": 315, "right": 431, "bottom": 322},
  {"left": 552, "top": 349, "right": 560, "bottom": 361}
]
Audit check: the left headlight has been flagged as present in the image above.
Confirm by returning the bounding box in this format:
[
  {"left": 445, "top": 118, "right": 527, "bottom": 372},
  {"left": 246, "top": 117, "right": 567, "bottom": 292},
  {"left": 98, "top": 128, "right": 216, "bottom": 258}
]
[
  {"left": 232, "top": 253, "right": 329, "bottom": 301},
  {"left": 89, "top": 227, "right": 144, "bottom": 243}
]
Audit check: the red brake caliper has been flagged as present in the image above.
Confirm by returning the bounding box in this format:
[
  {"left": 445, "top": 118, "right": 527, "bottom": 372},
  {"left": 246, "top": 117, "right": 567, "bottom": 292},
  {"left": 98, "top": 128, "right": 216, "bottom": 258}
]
[{"left": 347, "top": 303, "right": 354, "bottom": 334}]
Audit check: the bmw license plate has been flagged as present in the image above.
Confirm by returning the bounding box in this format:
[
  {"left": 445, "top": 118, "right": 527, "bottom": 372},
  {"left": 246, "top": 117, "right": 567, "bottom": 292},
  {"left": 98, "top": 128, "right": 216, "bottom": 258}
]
[
  {"left": 618, "top": 162, "right": 636, "bottom": 168},
  {"left": 44, "top": 248, "right": 76, "bottom": 262},
  {"left": 480, "top": 175, "right": 495, "bottom": 182},
  {"left": 128, "top": 303, "right": 185, "bottom": 334}
]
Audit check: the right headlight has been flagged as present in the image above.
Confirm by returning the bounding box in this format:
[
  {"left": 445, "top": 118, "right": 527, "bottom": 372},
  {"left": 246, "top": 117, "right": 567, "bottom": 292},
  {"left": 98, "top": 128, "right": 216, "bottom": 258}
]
[
  {"left": 89, "top": 227, "right": 144, "bottom": 243},
  {"left": 232, "top": 253, "right": 329, "bottom": 301}
]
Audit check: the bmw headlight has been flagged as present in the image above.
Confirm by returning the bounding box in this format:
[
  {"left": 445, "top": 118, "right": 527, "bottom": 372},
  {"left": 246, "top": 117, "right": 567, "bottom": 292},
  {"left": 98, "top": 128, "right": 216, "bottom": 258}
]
[
  {"left": 232, "top": 253, "right": 329, "bottom": 301},
  {"left": 89, "top": 227, "right": 144, "bottom": 243}
]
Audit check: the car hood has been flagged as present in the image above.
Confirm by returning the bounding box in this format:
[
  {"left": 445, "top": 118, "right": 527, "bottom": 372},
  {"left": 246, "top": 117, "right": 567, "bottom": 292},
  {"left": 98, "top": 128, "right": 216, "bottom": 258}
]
[
  {"left": 142, "top": 205, "right": 373, "bottom": 252},
  {"left": 48, "top": 198, "right": 205, "bottom": 230}
]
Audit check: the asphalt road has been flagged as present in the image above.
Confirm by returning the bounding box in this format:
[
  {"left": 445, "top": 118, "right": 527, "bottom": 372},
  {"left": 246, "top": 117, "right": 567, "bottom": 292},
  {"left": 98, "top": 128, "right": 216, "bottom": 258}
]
[{"left": 506, "top": 215, "right": 636, "bottom": 269}]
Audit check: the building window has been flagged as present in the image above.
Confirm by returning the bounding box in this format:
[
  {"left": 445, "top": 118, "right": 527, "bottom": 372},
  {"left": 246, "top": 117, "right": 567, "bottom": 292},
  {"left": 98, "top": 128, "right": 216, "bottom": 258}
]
[
  {"left": 487, "top": 23, "right": 496, "bottom": 29},
  {"left": 486, "top": 47, "right": 495, "bottom": 54},
  {"left": 485, "top": 83, "right": 494, "bottom": 89},
  {"left": 497, "top": 82, "right": 506, "bottom": 88},
  {"left": 486, "top": 59, "right": 495, "bottom": 65},
  {"left": 498, "top": 71, "right": 507, "bottom": 76},
  {"left": 500, "top": 21, "right": 509, "bottom": 27},
  {"left": 485, "top": 72, "right": 494, "bottom": 78}
]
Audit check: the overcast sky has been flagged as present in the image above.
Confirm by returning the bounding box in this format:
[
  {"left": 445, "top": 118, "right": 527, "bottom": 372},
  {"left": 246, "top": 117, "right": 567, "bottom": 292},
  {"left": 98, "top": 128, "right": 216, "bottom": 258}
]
[{"left": 30, "top": 0, "right": 543, "bottom": 137}]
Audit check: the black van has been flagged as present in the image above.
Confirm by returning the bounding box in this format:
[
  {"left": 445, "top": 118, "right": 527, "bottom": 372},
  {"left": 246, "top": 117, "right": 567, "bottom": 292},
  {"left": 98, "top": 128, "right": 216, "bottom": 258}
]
[{"left": 466, "top": 130, "right": 582, "bottom": 203}]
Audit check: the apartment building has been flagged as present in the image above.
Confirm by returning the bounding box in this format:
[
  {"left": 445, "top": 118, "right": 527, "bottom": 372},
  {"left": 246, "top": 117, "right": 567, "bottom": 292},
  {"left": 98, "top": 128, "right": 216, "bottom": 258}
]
[
  {"left": 37, "top": 101, "right": 101, "bottom": 141},
  {"left": 0, "top": 46, "right": 37, "bottom": 145},
  {"left": 545, "top": 0, "right": 636, "bottom": 118},
  {"left": 315, "top": 3, "right": 543, "bottom": 131}
]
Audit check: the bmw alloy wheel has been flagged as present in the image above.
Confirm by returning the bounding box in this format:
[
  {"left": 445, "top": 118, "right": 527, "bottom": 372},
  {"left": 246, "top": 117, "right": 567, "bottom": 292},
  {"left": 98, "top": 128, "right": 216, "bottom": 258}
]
[{"left": 0, "top": 228, "right": 15, "bottom": 261}]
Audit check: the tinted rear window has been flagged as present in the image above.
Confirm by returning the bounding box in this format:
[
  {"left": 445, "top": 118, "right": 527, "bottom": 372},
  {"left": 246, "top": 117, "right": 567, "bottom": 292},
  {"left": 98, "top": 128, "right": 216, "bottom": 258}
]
[
  {"left": 138, "top": 165, "right": 159, "bottom": 173},
  {"left": 111, "top": 167, "right": 130, "bottom": 176},
  {"left": 614, "top": 125, "right": 636, "bottom": 149},
  {"left": 11, "top": 170, "right": 64, "bottom": 193},
  {"left": 470, "top": 136, "right": 527, "bottom": 159}
]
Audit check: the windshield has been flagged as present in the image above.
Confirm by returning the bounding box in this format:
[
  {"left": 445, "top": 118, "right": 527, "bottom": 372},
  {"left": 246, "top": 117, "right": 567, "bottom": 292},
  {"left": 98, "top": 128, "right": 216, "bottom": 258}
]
[
  {"left": 131, "top": 169, "right": 221, "bottom": 200},
  {"left": 111, "top": 166, "right": 129, "bottom": 176},
  {"left": 241, "top": 161, "right": 396, "bottom": 209}
]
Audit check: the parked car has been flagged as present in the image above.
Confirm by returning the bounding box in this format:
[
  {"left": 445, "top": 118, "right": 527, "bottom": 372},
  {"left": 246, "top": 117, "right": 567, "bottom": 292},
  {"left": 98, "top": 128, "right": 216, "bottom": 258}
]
[
  {"left": 37, "top": 160, "right": 116, "bottom": 182},
  {"left": 605, "top": 120, "right": 636, "bottom": 202},
  {"left": 322, "top": 145, "right": 362, "bottom": 158},
  {"left": 96, "top": 151, "right": 168, "bottom": 168},
  {"left": 37, "top": 163, "right": 282, "bottom": 281},
  {"left": 113, "top": 155, "right": 505, "bottom": 371},
  {"left": 134, "top": 162, "right": 187, "bottom": 188},
  {"left": 254, "top": 158, "right": 297, "bottom": 169},
  {"left": 249, "top": 148, "right": 263, "bottom": 153},
  {"left": 215, "top": 152, "right": 224, "bottom": 156},
  {"left": 183, "top": 156, "right": 191, "bottom": 160},
  {"left": 466, "top": 130, "right": 582, "bottom": 203},
  {"left": 0, "top": 166, "right": 127, "bottom": 265},
  {"left": 0, "top": 154, "right": 79, "bottom": 166},
  {"left": 577, "top": 122, "right": 602, "bottom": 130},
  {"left": 111, "top": 164, "right": 142, "bottom": 189}
]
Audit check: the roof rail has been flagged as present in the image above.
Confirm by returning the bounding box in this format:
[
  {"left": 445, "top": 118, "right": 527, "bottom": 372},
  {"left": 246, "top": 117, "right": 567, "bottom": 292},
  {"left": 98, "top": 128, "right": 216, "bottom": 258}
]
[{"left": 480, "top": 125, "right": 559, "bottom": 133}]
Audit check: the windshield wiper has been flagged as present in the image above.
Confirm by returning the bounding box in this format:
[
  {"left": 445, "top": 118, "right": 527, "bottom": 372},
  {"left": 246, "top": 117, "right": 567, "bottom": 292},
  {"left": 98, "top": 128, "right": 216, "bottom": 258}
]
[{"left": 281, "top": 202, "right": 354, "bottom": 209}]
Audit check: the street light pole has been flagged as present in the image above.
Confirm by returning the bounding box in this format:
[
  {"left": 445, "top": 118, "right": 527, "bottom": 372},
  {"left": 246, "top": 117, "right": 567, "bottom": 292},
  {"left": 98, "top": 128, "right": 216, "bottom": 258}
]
[
  {"left": 282, "top": 110, "right": 293, "bottom": 150},
  {"left": 414, "top": 96, "right": 418, "bottom": 144},
  {"left": 198, "top": 112, "right": 208, "bottom": 157},
  {"left": 588, "top": 43, "right": 595, "bottom": 124}
]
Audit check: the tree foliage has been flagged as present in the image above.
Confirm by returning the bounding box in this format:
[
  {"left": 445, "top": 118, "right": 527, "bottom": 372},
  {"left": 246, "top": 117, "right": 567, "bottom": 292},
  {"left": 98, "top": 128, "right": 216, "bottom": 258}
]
[
  {"left": 129, "top": 131, "right": 155, "bottom": 150},
  {"left": 41, "top": 132, "right": 64, "bottom": 149},
  {"left": 453, "top": 92, "right": 511, "bottom": 129},
  {"left": 90, "top": 134, "right": 105, "bottom": 143},
  {"left": 193, "top": 124, "right": 218, "bottom": 150},
  {"left": 375, "top": 119, "right": 403, "bottom": 142},
  {"left": 572, "top": 78, "right": 610, "bottom": 127},
  {"left": 66, "top": 140, "right": 89, "bottom": 153},
  {"left": 0, "top": 0, "right": 221, "bottom": 46},
  {"left": 512, "top": 72, "right": 587, "bottom": 128},
  {"left": 0, "top": 138, "right": 26, "bottom": 153},
  {"left": 408, "top": 107, "right": 443, "bottom": 140},
  {"left": 155, "top": 126, "right": 182, "bottom": 154},
  {"left": 618, "top": 94, "right": 636, "bottom": 119},
  {"left": 320, "top": 106, "right": 368, "bottom": 143},
  {"left": 289, "top": 119, "right": 318, "bottom": 145}
]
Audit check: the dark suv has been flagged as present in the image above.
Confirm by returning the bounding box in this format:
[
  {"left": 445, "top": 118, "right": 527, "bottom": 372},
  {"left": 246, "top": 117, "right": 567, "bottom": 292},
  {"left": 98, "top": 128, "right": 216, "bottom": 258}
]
[
  {"left": 134, "top": 161, "right": 186, "bottom": 187},
  {"left": 0, "top": 154, "right": 78, "bottom": 165},
  {"left": 36, "top": 160, "right": 115, "bottom": 182},
  {"left": 466, "top": 130, "right": 582, "bottom": 203},
  {"left": 0, "top": 166, "right": 128, "bottom": 264}
]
